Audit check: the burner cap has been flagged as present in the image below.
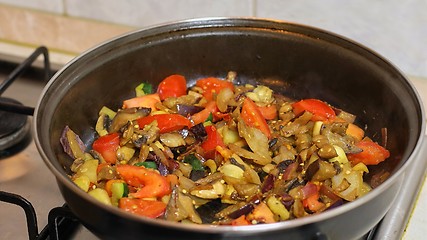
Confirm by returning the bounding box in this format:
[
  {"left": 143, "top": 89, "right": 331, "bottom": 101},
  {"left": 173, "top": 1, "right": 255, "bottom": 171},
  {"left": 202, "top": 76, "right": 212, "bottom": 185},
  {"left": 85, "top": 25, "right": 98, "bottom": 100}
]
[{"left": 0, "top": 97, "right": 31, "bottom": 155}]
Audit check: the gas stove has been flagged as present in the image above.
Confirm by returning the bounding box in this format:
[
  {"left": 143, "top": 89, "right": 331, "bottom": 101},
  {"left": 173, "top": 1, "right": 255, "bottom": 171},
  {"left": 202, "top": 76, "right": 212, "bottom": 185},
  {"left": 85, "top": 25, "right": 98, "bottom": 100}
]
[
  {"left": 0, "top": 47, "right": 426, "bottom": 240},
  {"left": 0, "top": 48, "right": 98, "bottom": 239}
]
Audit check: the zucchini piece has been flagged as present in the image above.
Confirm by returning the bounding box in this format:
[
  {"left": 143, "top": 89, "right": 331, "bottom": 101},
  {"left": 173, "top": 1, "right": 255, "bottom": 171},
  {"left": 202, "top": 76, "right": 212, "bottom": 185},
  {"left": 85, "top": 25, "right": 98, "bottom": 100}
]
[
  {"left": 135, "top": 82, "right": 153, "bottom": 96},
  {"left": 183, "top": 154, "right": 205, "bottom": 171},
  {"left": 111, "top": 182, "right": 129, "bottom": 206},
  {"left": 135, "top": 161, "right": 157, "bottom": 169},
  {"left": 99, "top": 106, "right": 116, "bottom": 119},
  {"left": 88, "top": 188, "right": 112, "bottom": 205},
  {"left": 267, "top": 195, "right": 290, "bottom": 221},
  {"left": 95, "top": 114, "right": 110, "bottom": 137},
  {"left": 73, "top": 175, "right": 91, "bottom": 192}
]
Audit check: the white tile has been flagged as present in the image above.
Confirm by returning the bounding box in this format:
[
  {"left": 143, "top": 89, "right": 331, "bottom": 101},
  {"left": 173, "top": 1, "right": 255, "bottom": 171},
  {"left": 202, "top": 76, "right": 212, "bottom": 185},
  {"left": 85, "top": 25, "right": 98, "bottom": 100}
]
[
  {"left": 0, "top": 0, "right": 63, "bottom": 13},
  {"left": 255, "top": 0, "right": 427, "bottom": 78},
  {"left": 65, "top": 0, "right": 253, "bottom": 27}
]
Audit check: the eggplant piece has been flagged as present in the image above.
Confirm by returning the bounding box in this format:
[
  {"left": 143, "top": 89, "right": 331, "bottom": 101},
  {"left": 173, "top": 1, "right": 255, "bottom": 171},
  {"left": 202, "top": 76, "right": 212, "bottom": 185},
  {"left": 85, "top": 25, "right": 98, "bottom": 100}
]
[
  {"left": 160, "top": 132, "right": 186, "bottom": 148},
  {"left": 261, "top": 174, "right": 275, "bottom": 193},
  {"left": 326, "top": 199, "right": 344, "bottom": 210},
  {"left": 230, "top": 157, "right": 245, "bottom": 170},
  {"left": 196, "top": 199, "right": 228, "bottom": 223},
  {"left": 321, "top": 124, "right": 362, "bottom": 154},
  {"left": 166, "top": 187, "right": 202, "bottom": 223},
  {"left": 95, "top": 114, "right": 112, "bottom": 136},
  {"left": 280, "top": 193, "right": 295, "bottom": 210},
  {"left": 273, "top": 177, "right": 306, "bottom": 196},
  {"left": 306, "top": 159, "right": 338, "bottom": 182},
  {"left": 276, "top": 160, "right": 295, "bottom": 172},
  {"left": 313, "top": 160, "right": 337, "bottom": 181},
  {"left": 189, "top": 123, "right": 207, "bottom": 141},
  {"left": 110, "top": 107, "right": 150, "bottom": 133},
  {"left": 305, "top": 159, "right": 320, "bottom": 181},
  {"left": 97, "top": 164, "right": 117, "bottom": 181},
  {"left": 60, "top": 126, "right": 86, "bottom": 159},
  {"left": 268, "top": 138, "right": 278, "bottom": 148},
  {"left": 233, "top": 183, "right": 259, "bottom": 199},
  {"left": 194, "top": 172, "right": 223, "bottom": 185},
  {"left": 317, "top": 144, "right": 337, "bottom": 159},
  {"left": 189, "top": 170, "right": 207, "bottom": 181},
  {"left": 176, "top": 104, "right": 204, "bottom": 116},
  {"left": 227, "top": 202, "right": 255, "bottom": 219}
]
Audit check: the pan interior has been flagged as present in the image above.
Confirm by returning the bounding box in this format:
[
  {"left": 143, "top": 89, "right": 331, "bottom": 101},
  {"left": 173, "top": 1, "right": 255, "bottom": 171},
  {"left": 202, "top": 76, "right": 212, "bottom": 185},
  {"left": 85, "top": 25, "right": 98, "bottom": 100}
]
[{"left": 35, "top": 19, "right": 423, "bottom": 229}]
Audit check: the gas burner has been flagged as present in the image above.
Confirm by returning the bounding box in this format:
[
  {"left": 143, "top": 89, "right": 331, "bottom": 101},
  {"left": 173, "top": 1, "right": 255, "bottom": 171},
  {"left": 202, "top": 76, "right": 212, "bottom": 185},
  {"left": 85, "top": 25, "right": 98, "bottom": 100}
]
[
  {"left": 0, "top": 46, "right": 50, "bottom": 159},
  {"left": 0, "top": 97, "right": 31, "bottom": 158}
]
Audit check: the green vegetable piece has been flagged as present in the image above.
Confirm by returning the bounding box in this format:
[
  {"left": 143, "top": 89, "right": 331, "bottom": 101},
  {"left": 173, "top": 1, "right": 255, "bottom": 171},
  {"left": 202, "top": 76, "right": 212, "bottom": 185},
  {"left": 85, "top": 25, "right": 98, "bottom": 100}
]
[
  {"left": 111, "top": 182, "right": 129, "bottom": 206},
  {"left": 88, "top": 188, "right": 112, "bottom": 205},
  {"left": 135, "top": 83, "right": 153, "bottom": 97},
  {"left": 73, "top": 175, "right": 91, "bottom": 192},
  {"left": 184, "top": 154, "right": 205, "bottom": 171},
  {"left": 99, "top": 106, "right": 116, "bottom": 119},
  {"left": 135, "top": 161, "right": 157, "bottom": 169},
  {"left": 205, "top": 113, "right": 213, "bottom": 123}
]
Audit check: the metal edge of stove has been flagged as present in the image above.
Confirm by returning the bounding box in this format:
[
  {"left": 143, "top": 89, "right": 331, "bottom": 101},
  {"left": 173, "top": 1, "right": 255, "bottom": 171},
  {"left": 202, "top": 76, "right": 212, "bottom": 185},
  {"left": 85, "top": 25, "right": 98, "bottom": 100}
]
[{"left": 370, "top": 135, "right": 427, "bottom": 240}]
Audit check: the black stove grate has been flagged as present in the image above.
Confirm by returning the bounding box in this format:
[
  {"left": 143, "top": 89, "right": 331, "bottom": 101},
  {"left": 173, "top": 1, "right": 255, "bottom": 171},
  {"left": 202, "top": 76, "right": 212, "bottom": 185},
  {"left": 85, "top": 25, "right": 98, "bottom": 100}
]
[
  {"left": 0, "top": 47, "right": 82, "bottom": 240},
  {"left": 0, "top": 46, "right": 51, "bottom": 115},
  {"left": 0, "top": 46, "right": 51, "bottom": 157},
  {"left": 0, "top": 191, "right": 81, "bottom": 240}
]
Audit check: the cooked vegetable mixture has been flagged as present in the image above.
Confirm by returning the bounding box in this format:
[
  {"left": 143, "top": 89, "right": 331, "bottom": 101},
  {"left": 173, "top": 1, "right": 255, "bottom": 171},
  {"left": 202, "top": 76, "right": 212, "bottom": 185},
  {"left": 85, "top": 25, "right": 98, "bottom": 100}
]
[{"left": 61, "top": 72, "right": 390, "bottom": 225}]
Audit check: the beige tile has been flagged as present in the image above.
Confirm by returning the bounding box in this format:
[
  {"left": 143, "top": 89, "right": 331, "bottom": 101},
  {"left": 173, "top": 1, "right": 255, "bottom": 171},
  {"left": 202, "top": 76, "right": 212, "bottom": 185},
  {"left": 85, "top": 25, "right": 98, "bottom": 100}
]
[
  {"left": 65, "top": 0, "right": 254, "bottom": 27},
  {"left": 255, "top": 0, "right": 427, "bottom": 78},
  {"left": 0, "top": 1, "right": 63, "bottom": 13},
  {"left": 0, "top": 5, "right": 135, "bottom": 55}
]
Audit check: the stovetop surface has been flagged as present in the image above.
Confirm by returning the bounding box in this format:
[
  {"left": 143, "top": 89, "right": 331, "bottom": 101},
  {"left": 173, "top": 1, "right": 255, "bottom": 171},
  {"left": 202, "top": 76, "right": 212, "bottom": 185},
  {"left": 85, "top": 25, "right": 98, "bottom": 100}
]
[{"left": 0, "top": 61, "right": 426, "bottom": 240}]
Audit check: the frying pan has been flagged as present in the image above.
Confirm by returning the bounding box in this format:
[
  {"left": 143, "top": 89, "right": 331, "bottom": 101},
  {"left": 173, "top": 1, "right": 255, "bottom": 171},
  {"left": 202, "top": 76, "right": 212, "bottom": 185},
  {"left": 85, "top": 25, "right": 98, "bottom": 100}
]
[{"left": 33, "top": 18, "right": 425, "bottom": 240}]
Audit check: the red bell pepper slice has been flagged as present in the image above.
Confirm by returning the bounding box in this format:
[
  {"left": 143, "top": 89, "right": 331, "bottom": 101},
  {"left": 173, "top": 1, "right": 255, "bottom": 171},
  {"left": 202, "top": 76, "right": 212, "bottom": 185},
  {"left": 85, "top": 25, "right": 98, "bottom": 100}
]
[
  {"left": 292, "top": 98, "right": 336, "bottom": 122},
  {"left": 119, "top": 198, "right": 166, "bottom": 218},
  {"left": 241, "top": 97, "right": 271, "bottom": 138},
  {"left": 136, "top": 114, "right": 192, "bottom": 133},
  {"left": 257, "top": 104, "right": 277, "bottom": 120},
  {"left": 196, "top": 77, "right": 234, "bottom": 101},
  {"left": 157, "top": 74, "right": 187, "bottom": 100},
  {"left": 92, "top": 133, "right": 120, "bottom": 164},
  {"left": 116, "top": 165, "right": 171, "bottom": 198},
  {"left": 347, "top": 139, "right": 390, "bottom": 165},
  {"left": 190, "top": 101, "right": 229, "bottom": 126},
  {"left": 201, "top": 125, "right": 225, "bottom": 153},
  {"left": 231, "top": 215, "right": 251, "bottom": 226},
  {"left": 302, "top": 182, "right": 325, "bottom": 212}
]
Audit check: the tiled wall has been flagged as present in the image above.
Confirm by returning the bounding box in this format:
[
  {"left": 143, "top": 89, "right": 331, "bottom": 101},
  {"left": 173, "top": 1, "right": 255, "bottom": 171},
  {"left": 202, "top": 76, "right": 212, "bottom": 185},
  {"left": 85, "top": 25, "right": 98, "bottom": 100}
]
[{"left": 0, "top": 0, "right": 425, "bottom": 77}]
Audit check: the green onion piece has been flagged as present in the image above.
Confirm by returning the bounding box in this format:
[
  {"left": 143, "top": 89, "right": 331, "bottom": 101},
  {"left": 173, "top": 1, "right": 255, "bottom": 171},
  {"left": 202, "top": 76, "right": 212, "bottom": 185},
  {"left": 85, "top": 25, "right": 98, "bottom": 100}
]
[
  {"left": 135, "top": 83, "right": 153, "bottom": 96},
  {"left": 135, "top": 161, "right": 157, "bottom": 169},
  {"left": 184, "top": 154, "right": 205, "bottom": 171},
  {"left": 205, "top": 113, "right": 213, "bottom": 123}
]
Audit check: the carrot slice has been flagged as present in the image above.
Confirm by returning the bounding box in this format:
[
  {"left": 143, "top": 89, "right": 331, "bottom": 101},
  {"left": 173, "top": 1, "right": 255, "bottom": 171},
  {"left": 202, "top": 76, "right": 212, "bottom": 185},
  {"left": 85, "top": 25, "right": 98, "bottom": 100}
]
[{"left": 122, "top": 93, "right": 160, "bottom": 111}]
